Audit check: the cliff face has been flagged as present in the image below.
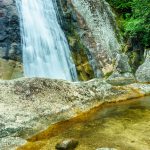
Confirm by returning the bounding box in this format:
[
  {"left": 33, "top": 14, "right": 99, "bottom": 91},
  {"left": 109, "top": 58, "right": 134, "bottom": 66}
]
[
  {"left": 71, "top": 0, "right": 121, "bottom": 73},
  {"left": 0, "top": 0, "right": 132, "bottom": 80},
  {"left": 56, "top": 0, "right": 131, "bottom": 79},
  {"left": 0, "top": 0, "right": 23, "bottom": 79},
  {"left": 0, "top": 0, "right": 21, "bottom": 61}
]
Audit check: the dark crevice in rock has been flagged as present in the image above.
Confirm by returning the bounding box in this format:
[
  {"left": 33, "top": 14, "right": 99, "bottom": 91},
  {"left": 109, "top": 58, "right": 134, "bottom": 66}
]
[{"left": 55, "top": 0, "right": 96, "bottom": 81}]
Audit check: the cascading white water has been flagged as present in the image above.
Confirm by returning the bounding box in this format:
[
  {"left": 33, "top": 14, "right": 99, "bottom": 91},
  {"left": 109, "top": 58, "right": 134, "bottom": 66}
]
[{"left": 15, "top": 0, "right": 78, "bottom": 81}]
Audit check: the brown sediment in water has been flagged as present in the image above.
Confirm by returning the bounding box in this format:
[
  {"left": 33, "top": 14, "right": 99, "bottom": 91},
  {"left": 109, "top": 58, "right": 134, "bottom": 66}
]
[{"left": 17, "top": 96, "right": 150, "bottom": 150}]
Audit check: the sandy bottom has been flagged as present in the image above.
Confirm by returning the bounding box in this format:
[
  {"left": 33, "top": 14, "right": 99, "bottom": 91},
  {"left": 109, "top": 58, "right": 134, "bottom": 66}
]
[{"left": 18, "top": 96, "right": 150, "bottom": 150}]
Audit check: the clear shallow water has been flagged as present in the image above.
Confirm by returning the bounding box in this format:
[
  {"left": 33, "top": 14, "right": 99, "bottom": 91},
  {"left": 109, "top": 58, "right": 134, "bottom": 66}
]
[
  {"left": 15, "top": 0, "right": 77, "bottom": 81},
  {"left": 18, "top": 96, "right": 150, "bottom": 150}
]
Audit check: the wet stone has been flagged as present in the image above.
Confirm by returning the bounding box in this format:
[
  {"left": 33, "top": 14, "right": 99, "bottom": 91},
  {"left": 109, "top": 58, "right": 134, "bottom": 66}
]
[{"left": 55, "top": 139, "right": 79, "bottom": 150}]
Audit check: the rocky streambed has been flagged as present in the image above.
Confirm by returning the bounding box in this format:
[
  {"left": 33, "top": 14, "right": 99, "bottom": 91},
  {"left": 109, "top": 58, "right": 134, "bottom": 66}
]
[
  {"left": 0, "top": 77, "right": 150, "bottom": 149},
  {"left": 18, "top": 96, "right": 150, "bottom": 150}
]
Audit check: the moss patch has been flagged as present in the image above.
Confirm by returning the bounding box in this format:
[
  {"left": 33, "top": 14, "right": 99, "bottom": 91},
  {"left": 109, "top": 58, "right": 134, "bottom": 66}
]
[{"left": 56, "top": 1, "right": 95, "bottom": 81}]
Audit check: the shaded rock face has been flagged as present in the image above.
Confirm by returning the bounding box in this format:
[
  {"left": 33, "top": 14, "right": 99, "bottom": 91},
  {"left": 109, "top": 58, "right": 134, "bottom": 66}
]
[
  {"left": 0, "top": 0, "right": 21, "bottom": 61},
  {"left": 56, "top": 0, "right": 95, "bottom": 80},
  {"left": 56, "top": 0, "right": 130, "bottom": 79},
  {"left": 136, "top": 51, "right": 150, "bottom": 83},
  {"left": 125, "top": 37, "right": 145, "bottom": 73},
  {"left": 0, "top": 0, "right": 23, "bottom": 79}
]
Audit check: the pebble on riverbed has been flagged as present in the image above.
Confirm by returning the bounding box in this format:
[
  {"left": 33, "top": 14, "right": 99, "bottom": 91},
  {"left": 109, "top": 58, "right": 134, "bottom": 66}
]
[{"left": 55, "top": 139, "right": 79, "bottom": 150}]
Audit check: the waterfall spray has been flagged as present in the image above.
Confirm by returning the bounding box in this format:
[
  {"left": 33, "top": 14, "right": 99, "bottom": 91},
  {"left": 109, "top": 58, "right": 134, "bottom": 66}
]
[{"left": 15, "top": 0, "right": 78, "bottom": 81}]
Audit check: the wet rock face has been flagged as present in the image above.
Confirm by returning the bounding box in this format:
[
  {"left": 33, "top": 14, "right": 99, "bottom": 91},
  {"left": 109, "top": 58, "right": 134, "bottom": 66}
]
[
  {"left": 56, "top": 0, "right": 131, "bottom": 78},
  {"left": 56, "top": 0, "right": 95, "bottom": 80},
  {"left": 0, "top": 0, "right": 23, "bottom": 80},
  {"left": 0, "top": 0, "right": 21, "bottom": 61}
]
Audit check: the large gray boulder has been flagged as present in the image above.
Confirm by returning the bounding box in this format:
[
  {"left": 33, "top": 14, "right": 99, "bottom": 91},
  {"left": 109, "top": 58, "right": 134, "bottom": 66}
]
[
  {"left": 136, "top": 51, "right": 150, "bottom": 83},
  {"left": 0, "top": 77, "right": 150, "bottom": 149}
]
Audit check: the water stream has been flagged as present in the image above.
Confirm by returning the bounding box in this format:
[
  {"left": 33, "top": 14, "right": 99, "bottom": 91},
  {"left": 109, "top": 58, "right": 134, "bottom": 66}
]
[
  {"left": 15, "top": 0, "right": 78, "bottom": 81},
  {"left": 18, "top": 96, "right": 150, "bottom": 150}
]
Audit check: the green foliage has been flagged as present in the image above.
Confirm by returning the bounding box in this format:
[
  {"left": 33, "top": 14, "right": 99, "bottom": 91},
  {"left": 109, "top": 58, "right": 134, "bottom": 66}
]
[
  {"left": 107, "top": 0, "right": 150, "bottom": 47},
  {"left": 107, "top": 0, "right": 132, "bottom": 12}
]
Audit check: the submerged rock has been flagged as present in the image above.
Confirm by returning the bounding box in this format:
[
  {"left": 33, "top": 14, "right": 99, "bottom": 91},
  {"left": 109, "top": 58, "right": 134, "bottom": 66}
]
[{"left": 55, "top": 139, "right": 79, "bottom": 150}]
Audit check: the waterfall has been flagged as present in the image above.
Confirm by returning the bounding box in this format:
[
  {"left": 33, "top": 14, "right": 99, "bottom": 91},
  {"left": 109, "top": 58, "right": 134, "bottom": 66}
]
[{"left": 15, "top": 0, "right": 78, "bottom": 81}]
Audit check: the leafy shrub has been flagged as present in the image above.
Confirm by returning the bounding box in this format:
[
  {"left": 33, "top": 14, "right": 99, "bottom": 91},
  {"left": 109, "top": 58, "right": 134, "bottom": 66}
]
[{"left": 107, "top": 0, "right": 150, "bottom": 47}]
